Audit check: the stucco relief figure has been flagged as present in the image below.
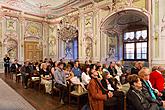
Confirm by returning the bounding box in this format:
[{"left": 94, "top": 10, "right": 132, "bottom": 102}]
[
  {"left": 49, "top": 39, "right": 56, "bottom": 56},
  {"left": 85, "top": 37, "right": 92, "bottom": 59},
  {"left": 8, "top": 47, "right": 16, "bottom": 59},
  {"left": 108, "top": 47, "right": 115, "bottom": 59},
  {"left": 6, "top": 39, "right": 17, "bottom": 59},
  {"left": 86, "top": 46, "right": 92, "bottom": 58},
  {"left": 7, "top": 20, "right": 15, "bottom": 30}
]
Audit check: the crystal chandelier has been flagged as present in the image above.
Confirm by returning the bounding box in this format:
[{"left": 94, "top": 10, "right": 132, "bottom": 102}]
[{"left": 57, "top": 16, "right": 78, "bottom": 42}]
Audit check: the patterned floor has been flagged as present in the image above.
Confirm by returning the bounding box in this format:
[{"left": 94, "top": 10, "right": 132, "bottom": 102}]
[{"left": 0, "top": 78, "right": 36, "bottom": 110}]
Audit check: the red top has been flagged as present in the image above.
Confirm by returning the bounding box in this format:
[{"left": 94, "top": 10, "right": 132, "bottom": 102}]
[{"left": 149, "top": 70, "right": 164, "bottom": 92}]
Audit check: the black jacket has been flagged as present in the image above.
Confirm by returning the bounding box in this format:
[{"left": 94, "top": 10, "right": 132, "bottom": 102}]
[
  {"left": 131, "top": 67, "right": 140, "bottom": 75},
  {"left": 10, "top": 63, "right": 21, "bottom": 72},
  {"left": 126, "top": 86, "right": 159, "bottom": 110},
  {"left": 4, "top": 57, "right": 10, "bottom": 67},
  {"left": 108, "top": 67, "right": 117, "bottom": 77},
  {"left": 101, "top": 78, "right": 118, "bottom": 94}
]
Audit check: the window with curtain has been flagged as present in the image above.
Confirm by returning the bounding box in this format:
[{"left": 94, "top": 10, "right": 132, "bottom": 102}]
[{"left": 123, "top": 29, "right": 148, "bottom": 61}]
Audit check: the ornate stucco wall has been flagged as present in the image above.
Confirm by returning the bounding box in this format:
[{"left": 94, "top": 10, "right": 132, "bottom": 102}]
[
  {"left": 69, "top": 0, "right": 152, "bottom": 64},
  {"left": 0, "top": 8, "right": 48, "bottom": 72}
]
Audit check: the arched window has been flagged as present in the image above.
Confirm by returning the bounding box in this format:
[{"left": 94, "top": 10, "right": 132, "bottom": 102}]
[{"left": 123, "top": 29, "right": 148, "bottom": 61}]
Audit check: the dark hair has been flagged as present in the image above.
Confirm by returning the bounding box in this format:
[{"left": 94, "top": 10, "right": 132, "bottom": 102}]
[
  {"left": 90, "top": 64, "right": 96, "bottom": 70},
  {"left": 74, "top": 60, "right": 79, "bottom": 64},
  {"left": 83, "top": 64, "right": 90, "bottom": 73},
  {"left": 58, "top": 62, "right": 64, "bottom": 66},
  {"left": 127, "top": 74, "right": 139, "bottom": 86},
  {"left": 96, "top": 65, "right": 101, "bottom": 71},
  {"left": 35, "top": 62, "right": 39, "bottom": 65},
  {"left": 66, "top": 64, "right": 71, "bottom": 69}
]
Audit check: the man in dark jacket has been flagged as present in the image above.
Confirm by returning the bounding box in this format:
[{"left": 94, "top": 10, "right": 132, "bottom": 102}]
[{"left": 4, "top": 54, "right": 10, "bottom": 75}]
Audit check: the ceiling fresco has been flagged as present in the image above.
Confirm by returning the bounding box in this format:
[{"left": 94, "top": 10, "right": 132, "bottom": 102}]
[
  {"left": 101, "top": 10, "right": 148, "bottom": 35},
  {"left": 0, "top": 0, "right": 91, "bottom": 18}
]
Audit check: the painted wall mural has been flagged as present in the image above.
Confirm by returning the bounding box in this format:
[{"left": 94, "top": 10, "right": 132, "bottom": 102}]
[
  {"left": 6, "top": 39, "right": 18, "bottom": 59},
  {"left": 4, "top": 16, "right": 19, "bottom": 59},
  {"left": 106, "top": 35, "right": 118, "bottom": 61},
  {"left": 24, "top": 21, "right": 42, "bottom": 40}
]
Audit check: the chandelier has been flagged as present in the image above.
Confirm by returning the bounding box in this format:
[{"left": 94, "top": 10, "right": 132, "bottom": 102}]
[{"left": 57, "top": 16, "right": 78, "bottom": 42}]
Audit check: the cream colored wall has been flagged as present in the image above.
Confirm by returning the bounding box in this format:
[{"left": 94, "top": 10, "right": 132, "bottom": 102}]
[{"left": 151, "top": 0, "right": 165, "bottom": 66}]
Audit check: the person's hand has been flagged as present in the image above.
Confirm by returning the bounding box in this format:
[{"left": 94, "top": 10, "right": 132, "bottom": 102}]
[
  {"left": 155, "top": 89, "right": 163, "bottom": 96},
  {"left": 108, "top": 91, "right": 113, "bottom": 98},
  {"left": 158, "top": 92, "right": 163, "bottom": 96},
  {"left": 162, "top": 101, "right": 165, "bottom": 108}
]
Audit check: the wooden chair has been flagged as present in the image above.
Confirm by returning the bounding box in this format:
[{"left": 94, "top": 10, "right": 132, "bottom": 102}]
[
  {"left": 68, "top": 83, "right": 88, "bottom": 110},
  {"left": 15, "top": 72, "right": 21, "bottom": 83},
  {"left": 29, "top": 71, "right": 40, "bottom": 90}
]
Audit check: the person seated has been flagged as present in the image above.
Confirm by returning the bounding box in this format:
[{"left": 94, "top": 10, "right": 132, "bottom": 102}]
[
  {"left": 40, "top": 63, "right": 52, "bottom": 94},
  {"left": 88, "top": 70, "right": 113, "bottom": 110},
  {"left": 150, "top": 66, "right": 165, "bottom": 99},
  {"left": 108, "top": 61, "right": 117, "bottom": 77},
  {"left": 64, "top": 64, "right": 74, "bottom": 81},
  {"left": 32, "top": 62, "right": 40, "bottom": 76},
  {"left": 101, "top": 69, "right": 124, "bottom": 110},
  {"left": 131, "top": 61, "right": 143, "bottom": 75},
  {"left": 53, "top": 62, "right": 67, "bottom": 104},
  {"left": 20, "top": 60, "right": 31, "bottom": 89},
  {"left": 138, "top": 67, "right": 165, "bottom": 109},
  {"left": 10, "top": 59, "right": 21, "bottom": 75},
  {"left": 96, "top": 65, "right": 103, "bottom": 80},
  {"left": 81, "top": 65, "right": 91, "bottom": 88},
  {"left": 115, "top": 61, "right": 126, "bottom": 84},
  {"left": 72, "top": 61, "right": 82, "bottom": 79},
  {"left": 126, "top": 74, "right": 164, "bottom": 110}
]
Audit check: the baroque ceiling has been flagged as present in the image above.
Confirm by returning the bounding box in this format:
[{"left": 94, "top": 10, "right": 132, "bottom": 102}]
[
  {"left": 101, "top": 10, "right": 148, "bottom": 35},
  {"left": 0, "top": 0, "right": 91, "bottom": 18}
]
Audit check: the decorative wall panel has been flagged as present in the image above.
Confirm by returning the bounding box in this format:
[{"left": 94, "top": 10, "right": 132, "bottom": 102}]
[
  {"left": 6, "top": 17, "right": 17, "bottom": 31},
  {"left": 133, "top": 0, "right": 146, "bottom": 9},
  {"left": 24, "top": 21, "right": 42, "bottom": 40}
]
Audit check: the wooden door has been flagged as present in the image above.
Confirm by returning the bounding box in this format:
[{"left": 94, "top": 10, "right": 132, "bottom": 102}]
[{"left": 24, "top": 41, "right": 43, "bottom": 61}]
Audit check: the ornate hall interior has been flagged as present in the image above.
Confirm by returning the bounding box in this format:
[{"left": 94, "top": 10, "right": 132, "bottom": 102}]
[{"left": 0, "top": 0, "right": 165, "bottom": 110}]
